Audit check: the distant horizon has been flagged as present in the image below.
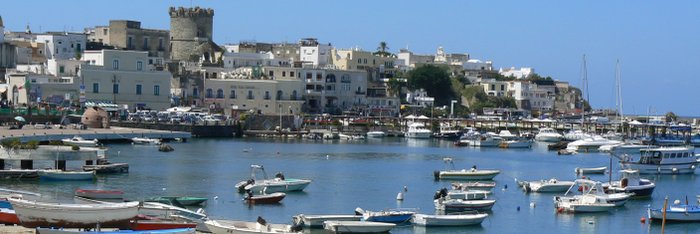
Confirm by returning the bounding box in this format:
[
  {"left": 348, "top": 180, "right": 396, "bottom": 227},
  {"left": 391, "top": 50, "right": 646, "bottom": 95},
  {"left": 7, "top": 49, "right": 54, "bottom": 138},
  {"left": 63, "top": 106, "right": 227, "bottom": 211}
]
[{"left": 2, "top": 1, "right": 699, "bottom": 116}]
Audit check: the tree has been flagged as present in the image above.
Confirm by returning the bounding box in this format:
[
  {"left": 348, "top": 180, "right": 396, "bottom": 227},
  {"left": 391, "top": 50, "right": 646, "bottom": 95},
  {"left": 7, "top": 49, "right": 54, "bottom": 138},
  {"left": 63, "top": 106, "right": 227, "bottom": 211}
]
[
  {"left": 407, "top": 65, "right": 455, "bottom": 106},
  {"left": 665, "top": 112, "right": 678, "bottom": 123},
  {"left": 387, "top": 77, "right": 404, "bottom": 98},
  {"left": 373, "top": 41, "right": 392, "bottom": 57}
]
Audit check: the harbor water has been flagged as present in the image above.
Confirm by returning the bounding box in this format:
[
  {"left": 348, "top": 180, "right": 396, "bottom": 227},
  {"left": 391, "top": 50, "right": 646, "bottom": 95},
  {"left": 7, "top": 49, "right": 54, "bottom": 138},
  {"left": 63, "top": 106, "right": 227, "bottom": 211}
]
[{"left": 1, "top": 138, "right": 699, "bottom": 233}]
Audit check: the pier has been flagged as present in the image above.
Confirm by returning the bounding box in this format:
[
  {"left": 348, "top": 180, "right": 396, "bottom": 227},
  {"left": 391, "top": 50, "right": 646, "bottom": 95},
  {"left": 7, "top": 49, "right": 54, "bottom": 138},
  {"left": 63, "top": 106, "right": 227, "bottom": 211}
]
[{"left": 0, "top": 126, "right": 191, "bottom": 143}]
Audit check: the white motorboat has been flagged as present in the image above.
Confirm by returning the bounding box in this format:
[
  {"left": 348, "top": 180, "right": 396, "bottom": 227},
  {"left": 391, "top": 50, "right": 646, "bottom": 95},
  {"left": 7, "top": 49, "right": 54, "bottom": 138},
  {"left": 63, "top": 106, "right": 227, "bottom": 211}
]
[
  {"left": 497, "top": 130, "right": 518, "bottom": 140},
  {"left": 235, "top": 165, "right": 312, "bottom": 194},
  {"left": 205, "top": 219, "right": 299, "bottom": 234},
  {"left": 61, "top": 136, "right": 99, "bottom": 147},
  {"left": 599, "top": 143, "right": 656, "bottom": 154},
  {"left": 519, "top": 178, "right": 575, "bottom": 193},
  {"left": 8, "top": 198, "right": 139, "bottom": 228},
  {"left": 412, "top": 213, "right": 488, "bottom": 226},
  {"left": 405, "top": 122, "right": 432, "bottom": 139},
  {"left": 434, "top": 198, "right": 496, "bottom": 211},
  {"left": 467, "top": 134, "right": 502, "bottom": 147},
  {"left": 574, "top": 166, "right": 607, "bottom": 175},
  {"left": 366, "top": 131, "right": 386, "bottom": 138},
  {"left": 535, "top": 128, "right": 563, "bottom": 142},
  {"left": 451, "top": 181, "right": 497, "bottom": 190},
  {"left": 434, "top": 158, "right": 500, "bottom": 180},
  {"left": 555, "top": 179, "right": 632, "bottom": 210},
  {"left": 648, "top": 202, "right": 700, "bottom": 222},
  {"left": 131, "top": 137, "right": 162, "bottom": 145},
  {"left": 354, "top": 208, "right": 416, "bottom": 223},
  {"left": 499, "top": 139, "right": 532, "bottom": 148},
  {"left": 563, "top": 129, "right": 592, "bottom": 141},
  {"left": 292, "top": 214, "right": 362, "bottom": 228},
  {"left": 323, "top": 220, "right": 395, "bottom": 233},
  {"left": 38, "top": 170, "right": 95, "bottom": 181},
  {"left": 445, "top": 190, "right": 491, "bottom": 200},
  {"left": 554, "top": 194, "right": 616, "bottom": 213},
  {"left": 618, "top": 146, "right": 697, "bottom": 174},
  {"left": 565, "top": 136, "right": 621, "bottom": 153},
  {"left": 603, "top": 170, "right": 655, "bottom": 197}
]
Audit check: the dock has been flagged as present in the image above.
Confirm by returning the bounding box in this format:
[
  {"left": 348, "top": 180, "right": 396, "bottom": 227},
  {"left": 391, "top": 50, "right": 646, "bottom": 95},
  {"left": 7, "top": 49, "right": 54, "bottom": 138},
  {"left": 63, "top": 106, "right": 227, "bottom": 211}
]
[{"left": 0, "top": 126, "right": 191, "bottom": 143}]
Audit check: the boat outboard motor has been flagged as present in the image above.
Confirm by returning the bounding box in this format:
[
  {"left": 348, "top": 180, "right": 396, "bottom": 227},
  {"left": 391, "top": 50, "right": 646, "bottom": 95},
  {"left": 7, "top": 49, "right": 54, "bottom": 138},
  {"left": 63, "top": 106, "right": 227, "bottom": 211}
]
[
  {"left": 275, "top": 172, "right": 285, "bottom": 180},
  {"left": 354, "top": 207, "right": 365, "bottom": 215},
  {"left": 439, "top": 188, "right": 448, "bottom": 198},
  {"left": 433, "top": 171, "right": 440, "bottom": 181},
  {"left": 433, "top": 191, "right": 442, "bottom": 200}
]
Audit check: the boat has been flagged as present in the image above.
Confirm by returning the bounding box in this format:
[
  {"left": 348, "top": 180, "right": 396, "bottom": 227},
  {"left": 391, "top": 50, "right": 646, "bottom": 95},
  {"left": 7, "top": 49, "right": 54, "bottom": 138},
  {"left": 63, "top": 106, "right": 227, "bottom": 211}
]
[
  {"left": 204, "top": 218, "right": 299, "bottom": 234},
  {"left": 38, "top": 170, "right": 95, "bottom": 181},
  {"left": 535, "top": 128, "right": 563, "bottom": 142},
  {"left": 75, "top": 189, "right": 124, "bottom": 200},
  {"left": 451, "top": 181, "right": 496, "bottom": 190},
  {"left": 443, "top": 189, "right": 491, "bottom": 200},
  {"left": 0, "top": 207, "right": 19, "bottom": 225},
  {"left": 434, "top": 198, "right": 496, "bottom": 212},
  {"left": 599, "top": 143, "right": 656, "bottom": 155},
  {"left": 518, "top": 178, "right": 575, "bottom": 193},
  {"left": 565, "top": 136, "right": 621, "bottom": 153},
  {"left": 434, "top": 158, "right": 500, "bottom": 180},
  {"left": 411, "top": 213, "right": 488, "bottom": 226},
  {"left": 498, "top": 139, "right": 532, "bottom": 148},
  {"left": 35, "top": 228, "right": 195, "bottom": 234},
  {"left": 648, "top": 203, "right": 700, "bottom": 222},
  {"left": 323, "top": 220, "right": 395, "bottom": 233},
  {"left": 235, "top": 165, "right": 312, "bottom": 194},
  {"left": 434, "top": 123, "right": 461, "bottom": 139},
  {"left": 618, "top": 146, "right": 697, "bottom": 174},
  {"left": 574, "top": 166, "right": 607, "bottom": 175},
  {"left": 603, "top": 170, "right": 655, "bottom": 197},
  {"left": 82, "top": 150, "right": 129, "bottom": 174},
  {"left": 8, "top": 198, "right": 139, "bottom": 228},
  {"left": 146, "top": 196, "right": 208, "bottom": 206},
  {"left": 554, "top": 194, "right": 616, "bottom": 213},
  {"left": 132, "top": 137, "right": 162, "bottom": 145},
  {"left": 61, "top": 136, "right": 99, "bottom": 147},
  {"left": 291, "top": 214, "right": 362, "bottom": 228},
  {"left": 405, "top": 122, "right": 432, "bottom": 139},
  {"left": 244, "top": 192, "right": 286, "bottom": 204},
  {"left": 130, "top": 220, "right": 198, "bottom": 231},
  {"left": 366, "top": 131, "right": 386, "bottom": 138},
  {"left": 354, "top": 207, "right": 415, "bottom": 223},
  {"left": 467, "top": 134, "right": 502, "bottom": 147},
  {"left": 548, "top": 141, "right": 569, "bottom": 151},
  {"left": 556, "top": 179, "right": 632, "bottom": 208},
  {"left": 563, "top": 129, "right": 592, "bottom": 141}
]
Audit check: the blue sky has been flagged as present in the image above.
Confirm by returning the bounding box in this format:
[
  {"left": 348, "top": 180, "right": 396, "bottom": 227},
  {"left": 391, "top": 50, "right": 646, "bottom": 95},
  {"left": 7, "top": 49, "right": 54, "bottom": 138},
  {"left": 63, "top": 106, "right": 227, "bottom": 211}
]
[{"left": 2, "top": 1, "right": 699, "bottom": 116}]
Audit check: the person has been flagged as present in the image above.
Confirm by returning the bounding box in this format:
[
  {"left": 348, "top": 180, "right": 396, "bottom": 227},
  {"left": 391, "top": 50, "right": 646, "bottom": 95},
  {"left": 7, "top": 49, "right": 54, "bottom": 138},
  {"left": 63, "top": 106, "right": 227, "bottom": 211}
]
[{"left": 471, "top": 165, "right": 477, "bottom": 171}]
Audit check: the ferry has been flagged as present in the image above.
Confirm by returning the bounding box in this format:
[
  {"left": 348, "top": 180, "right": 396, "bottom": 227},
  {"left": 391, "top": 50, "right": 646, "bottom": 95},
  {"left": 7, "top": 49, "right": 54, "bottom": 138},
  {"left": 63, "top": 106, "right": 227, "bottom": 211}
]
[{"left": 619, "top": 147, "right": 697, "bottom": 174}]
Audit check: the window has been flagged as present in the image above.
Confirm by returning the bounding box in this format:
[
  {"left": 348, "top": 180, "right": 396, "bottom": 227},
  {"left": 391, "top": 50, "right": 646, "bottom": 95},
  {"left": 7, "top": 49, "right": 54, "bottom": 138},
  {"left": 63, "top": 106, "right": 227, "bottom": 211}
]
[
  {"left": 292, "top": 90, "right": 298, "bottom": 100},
  {"left": 137, "top": 61, "right": 143, "bottom": 71},
  {"left": 206, "top": 89, "right": 213, "bottom": 98},
  {"left": 127, "top": 36, "right": 133, "bottom": 49},
  {"left": 216, "top": 89, "right": 224, "bottom": 98},
  {"left": 247, "top": 90, "right": 254, "bottom": 99},
  {"left": 135, "top": 84, "right": 142, "bottom": 95},
  {"left": 306, "top": 73, "right": 312, "bottom": 79},
  {"left": 193, "top": 88, "right": 199, "bottom": 97},
  {"left": 290, "top": 71, "right": 295, "bottom": 77},
  {"left": 143, "top": 37, "right": 149, "bottom": 49},
  {"left": 282, "top": 71, "right": 286, "bottom": 77},
  {"left": 341, "top": 74, "right": 351, "bottom": 83},
  {"left": 59, "top": 66, "right": 65, "bottom": 73},
  {"left": 158, "top": 38, "right": 164, "bottom": 50},
  {"left": 229, "top": 90, "right": 236, "bottom": 99},
  {"left": 264, "top": 91, "right": 271, "bottom": 100},
  {"left": 269, "top": 71, "right": 274, "bottom": 77},
  {"left": 363, "top": 58, "right": 367, "bottom": 64},
  {"left": 113, "top": 60, "right": 119, "bottom": 70},
  {"left": 92, "top": 83, "right": 99, "bottom": 93},
  {"left": 276, "top": 90, "right": 283, "bottom": 100},
  {"left": 154, "top": 85, "right": 160, "bottom": 96},
  {"left": 102, "top": 28, "right": 108, "bottom": 35},
  {"left": 113, "top": 84, "right": 119, "bottom": 94}
]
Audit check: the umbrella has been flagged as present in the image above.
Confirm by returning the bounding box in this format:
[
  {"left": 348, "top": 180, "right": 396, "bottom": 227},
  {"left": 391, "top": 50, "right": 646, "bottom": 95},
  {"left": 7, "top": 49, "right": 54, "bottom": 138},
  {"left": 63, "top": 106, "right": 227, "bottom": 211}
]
[{"left": 14, "top": 116, "right": 26, "bottom": 122}]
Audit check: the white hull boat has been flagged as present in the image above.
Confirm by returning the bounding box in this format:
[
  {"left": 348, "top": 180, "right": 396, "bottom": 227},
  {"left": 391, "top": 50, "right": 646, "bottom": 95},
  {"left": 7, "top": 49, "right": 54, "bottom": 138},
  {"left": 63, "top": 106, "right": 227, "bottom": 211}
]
[
  {"left": 366, "top": 131, "right": 386, "bottom": 138},
  {"left": 619, "top": 147, "right": 697, "bottom": 174},
  {"left": 574, "top": 167, "right": 607, "bottom": 175},
  {"left": 535, "top": 128, "right": 563, "bottom": 142},
  {"left": 519, "top": 179, "right": 575, "bottom": 193},
  {"left": 554, "top": 195, "right": 616, "bottom": 213},
  {"left": 205, "top": 219, "right": 298, "bottom": 234},
  {"left": 405, "top": 122, "right": 432, "bottom": 139},
  {"left": 38, "top": 170, "right": 95, "bottom": 181},
  {"left": 599, "top": 143, "right": 656, "bottom": 154},
  {"left": 323, "top": 221, "right": 395, "bottom": 233},
  {"left": 436, "top": 169, "right": 500, "bottom": 180},
  {"left": 8, "top": 198, "right": 139, "bottom": 228},
  {"left": 236, "top": 165, "right": 312, "bottom": 193},
  {"left": 499, "top": 140, "right": 532, "bottom": 148},
  {"left": 292, "top": 214, "right": 362, "bottom": 228},
  {"left": 648, "top": 204, "right": 700, "bottom": 222},
  {"left": 434, "top": 198, "right": 496, "bottom": 211},
  {"left": 132, "top": 137, "right": 161, "bottom": 145},
  {"left": 566, "top": 136, "right": 621, "bottom": 153},
  {"left": 412, "top": 213, "right": 488, "bottom": 226},
  {"left": 468, "top": 136, "right": 502, "bottom": 147},
  {"left": 61, "top": 136, "right": 99, "bottom": 147}
]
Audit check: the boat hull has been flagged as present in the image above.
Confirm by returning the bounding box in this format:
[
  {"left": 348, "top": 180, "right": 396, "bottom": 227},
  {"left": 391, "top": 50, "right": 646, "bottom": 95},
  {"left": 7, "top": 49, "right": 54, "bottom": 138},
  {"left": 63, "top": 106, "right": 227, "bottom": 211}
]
[
  {"left": 323, "top": 221, "right": 395, "bottom": 233},
  {"left": 9, "top": 198, "right": 139, "bottom": 229},
  {"left": 438, "top": 170, "right": 500, "bottom": 180},
  {"left": 82, "top": 163, "right": 129, "bottom": 174},
  {"left": 75, "top": 189, "right": 124, "bottom": 200},
  {"left": 619, "top": 162, "right": 696, "bottom": 174},
  {"left": 574, "top": 167, "right": 607, "bottom": 175},
  {"left": 435, "top": 199, "right": 496, "bottom": 211},
  {"left": 292, "top": 214, "right": 361, "bottom": 228},
  {"left": 39, "top": 170, "right": 95, "bottom": 181},
  {"left": 204, "top": 220, "right": 296, "bottom": 234},
  {"left": 245, "top": 192, "right": 285, "bottom": 204},
  {"left": 245, "top": 179, "right": 311, "bottom": 194},
  {"left": 130, "top": 220, "right": 198, "bottom": 231},
  {"left": 0, "top": 208, "right": 19, "bottom": 225},
  {"left": 412, "top": 213, "right": 488, "bottom": 226},
  {"left": 648, "top": 206, "right": 700, "bottom": 222},
  {"left": 36, "top": 227, "right": 195, "bottom": 234},
  {"left": 527, "top": 181, "right": 575, "bottom": 193}
]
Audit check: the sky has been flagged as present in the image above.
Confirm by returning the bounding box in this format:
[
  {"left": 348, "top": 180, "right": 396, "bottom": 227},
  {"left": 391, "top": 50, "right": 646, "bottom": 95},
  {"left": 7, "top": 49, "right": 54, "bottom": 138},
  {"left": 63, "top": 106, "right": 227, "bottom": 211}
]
[{"left": 2, "top": 1, "right": 700, "bottom": 116}]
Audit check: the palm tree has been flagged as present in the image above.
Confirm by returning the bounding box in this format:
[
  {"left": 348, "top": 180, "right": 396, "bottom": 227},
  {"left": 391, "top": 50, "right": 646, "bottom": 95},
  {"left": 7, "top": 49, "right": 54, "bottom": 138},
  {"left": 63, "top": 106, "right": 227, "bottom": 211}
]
[{"left": 375, "top": 41, "right": 390, "bottom": 57}]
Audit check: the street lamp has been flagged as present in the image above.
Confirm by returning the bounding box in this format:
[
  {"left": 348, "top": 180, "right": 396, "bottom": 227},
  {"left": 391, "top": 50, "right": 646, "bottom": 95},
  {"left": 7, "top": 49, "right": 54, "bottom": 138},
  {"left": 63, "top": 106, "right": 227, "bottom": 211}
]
[{"left": 450, "top": 100, "right": 457, "bottom": 119}]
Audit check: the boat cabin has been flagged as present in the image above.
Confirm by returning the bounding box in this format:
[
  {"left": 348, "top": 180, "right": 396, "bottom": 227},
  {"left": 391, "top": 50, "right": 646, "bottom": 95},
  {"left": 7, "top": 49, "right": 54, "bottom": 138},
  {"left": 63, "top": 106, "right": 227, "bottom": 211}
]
[{"left": 636, "top": 147, "right": 695, "bottom": 165}]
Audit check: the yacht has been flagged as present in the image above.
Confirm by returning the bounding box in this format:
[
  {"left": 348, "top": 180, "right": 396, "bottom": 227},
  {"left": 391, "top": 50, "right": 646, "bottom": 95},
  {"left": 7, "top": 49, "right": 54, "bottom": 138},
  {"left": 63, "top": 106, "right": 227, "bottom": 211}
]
[
  {"left": 535, "top": 128, "right": 563, "bottom": 142},
  {"left": 405, "top": 122, "right": 432, "bottom": 139},
  {"left": 468, "top": 132, "right": 502, "bottom": 147},
  {"left": 565, "top": 136, "right": 621, "bottom": 153},
  {"left": 563, "top": 129, "right": 592, "bottom": 141},
  {"left": 434, "top": 123, "right": 461, "bottom": 139},
  {"left": 619, "top": 147, "right": 697, "bottom": 174},
  {"left": 366, "top": 131, "right": 386, "bottom": 138}
]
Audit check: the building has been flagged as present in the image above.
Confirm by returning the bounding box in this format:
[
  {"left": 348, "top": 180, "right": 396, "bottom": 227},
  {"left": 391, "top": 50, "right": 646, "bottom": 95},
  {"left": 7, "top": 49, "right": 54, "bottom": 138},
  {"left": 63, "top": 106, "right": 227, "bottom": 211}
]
[
  {"left": 299, "top": 38, "right": 331, "bottom": 67},
  {"left": 80, "top": 50, "right": 172, "bottom": 110},
  {"left": 222, "top": 51, "right": 289, "bottom": 68},
  {"left": 508, "top": 80, "right": 554, "bottom": 111},
  {"left": 462, "top": 59, "right": 493, "bottom": 71},
  {"left": 434, "top": 46, "right": 469, "bottom": 65},
  {"left": 168, "top": 6, "right": 219, "bottom": 63},
  {"left": 35, "top": 32, "right": 87, "bottom": 60},
  {"left": 8, "top": 40, "right": 47, "bottom": 64},
  {"left": 88, "top": 20, "right": 169, "bottom": 58},
  {"left": 300, "top": 68, "right": 368, "bottom": 114},
  {"left": 406, "top": 89, "right": 435, "bottom": 108},
  {"left": 499, "top": 67, "right": 534, "bottom": 79},
  {"left": 6, "top": 73, "right": 78, "bottom": 106},
  {"left": 480, "top": 79, "right": 508, "bottom": 97}
]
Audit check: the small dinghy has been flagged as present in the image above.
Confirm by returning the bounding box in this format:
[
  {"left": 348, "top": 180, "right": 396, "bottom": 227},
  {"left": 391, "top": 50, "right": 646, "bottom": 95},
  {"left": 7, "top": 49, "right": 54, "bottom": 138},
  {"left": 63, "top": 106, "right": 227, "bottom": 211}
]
[
  {"left": 575, "top": 167, "right": 607, "bottom": 175},
  {"left": 323, "top": 220, "right": 395, "bottom": 233},
  {"left": 244, "top": 192, "right": 286, "bottom": 204},
  {"left": 292, "top": 214, "right": 362, "bottom": 228},
  {"left": 412, "top": 212, "right": 488, "bottom": 226},
  {"left": 75, "top": 189, "right": 125, "bottom": 200},
  {"left": 648, "top": 200, "right": 700, "bottom": 222}
]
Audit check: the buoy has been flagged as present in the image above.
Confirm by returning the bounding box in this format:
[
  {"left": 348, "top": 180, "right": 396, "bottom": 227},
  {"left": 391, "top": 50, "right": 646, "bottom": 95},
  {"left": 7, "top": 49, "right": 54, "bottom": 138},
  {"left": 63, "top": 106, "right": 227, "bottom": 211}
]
[
  {"left": 557, "top": 207, "right": 564, "bottom": 213},
  {"left": 396, "top": 192, "right": 404, "bottom": 201},
  {"left": 587, "top": 220, "right": 594, "bottom": 224},
  {"left": 640, "top": 217, "right": 646, "bottom": 223},
  {"left": 326, "top": 155, "right": 330, "bottom": 159},
  {"left": 403, "top": 186, "right": 408, "bottom": 192},
  {"left": 672, "top": 168, "right": 678, "bottom": 173},
  {"left": 517, "top": 206, "right": 520, "bottom": 211},
  {"left": 276, "top": 151, "right": 280, "bottom": 155},
  {"left": 214, "top": 196, "right": 219, "bottom": 200},
  {"left": 530, "top": 202, "right": 536, "bottom": 208},
  {"left": 162, "top": 187, "right": 166, "bottom": 191}
]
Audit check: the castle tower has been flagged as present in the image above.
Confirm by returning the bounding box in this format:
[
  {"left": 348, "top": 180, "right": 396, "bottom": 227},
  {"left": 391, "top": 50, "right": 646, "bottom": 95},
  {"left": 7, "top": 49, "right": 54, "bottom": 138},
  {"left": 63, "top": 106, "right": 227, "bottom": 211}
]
[
  {"left": 0, "top": 15, "right": 5, "bottom": 43},
  {"left": 168, "top": 6, "right": 215, "bottom": 62}
]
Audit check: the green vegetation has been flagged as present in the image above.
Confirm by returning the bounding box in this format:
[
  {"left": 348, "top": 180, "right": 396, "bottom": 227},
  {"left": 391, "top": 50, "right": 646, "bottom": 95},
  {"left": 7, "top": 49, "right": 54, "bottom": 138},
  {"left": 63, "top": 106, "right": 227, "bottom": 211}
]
[
  {"left": 0, "top": 139, "right": 39, "bottom": 149},
  {"left": 407, "top": 65, "right": 456, "bottom": 106},
  {"left": 459, "top": 86, "right": 517, "bottom": 114},
  {"left": 665, "top": 112, "right": 678, "bottom": 122},
  {"left": 373, "top": 41, "right": 393, "bottom": 57}
]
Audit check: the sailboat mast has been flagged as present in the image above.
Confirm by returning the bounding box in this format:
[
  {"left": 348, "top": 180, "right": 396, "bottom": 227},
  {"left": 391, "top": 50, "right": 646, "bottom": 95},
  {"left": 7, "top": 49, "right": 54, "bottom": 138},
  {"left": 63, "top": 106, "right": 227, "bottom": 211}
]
[
  {"left": 581, "top": 54, "right": 588, "bottom": 126},
  {"left": 616, "top": 60, "right": 624, "bottom": 122}
]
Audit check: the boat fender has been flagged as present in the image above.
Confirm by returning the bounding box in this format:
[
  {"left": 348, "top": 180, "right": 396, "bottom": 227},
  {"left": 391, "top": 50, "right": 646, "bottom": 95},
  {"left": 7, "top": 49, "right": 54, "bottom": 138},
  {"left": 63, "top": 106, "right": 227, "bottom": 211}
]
[
  {"left": 692, "top": 165, "right": 696, "bottom": 170},
  {"left": 517, "top": 206, "right": 520, "bottom": 211},
  {"left": 640, "top": 217, "right": 646, "bottom": 223},
  {"left": 672, "top": 168, "right": 678, "bottom": 173}
]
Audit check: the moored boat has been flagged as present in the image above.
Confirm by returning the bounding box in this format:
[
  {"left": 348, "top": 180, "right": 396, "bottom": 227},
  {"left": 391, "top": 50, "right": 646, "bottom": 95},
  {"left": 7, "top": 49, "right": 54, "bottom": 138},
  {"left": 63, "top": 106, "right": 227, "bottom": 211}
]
[
  {"left": 498, "top": 139, "right": 532, "bottom": 148},
  {"left": 603, "top": 170, "right": 655, "bottom": 197},
  {"left": 75, "top": 189, "right": 124, "bottom": 200},
  {"left": 574, "top": 166, "right": 607, "bottom": 175},
  {"left": 204, "top": 218, "right": 299, "bottom": 234},
  {"left": 411, "top": 213, "right": 488, "bottom": 226},
  {"left": 0, "top": 207, "right": 19, "bottom": 225},
  {"left": 434, "top": 198, "right": 496, "bottom": 212},
  {"left": 366, "top": 131, "right": 386, "bottom": 138},
  {"left": 451, "top": 181, "right": 496, "bottom": 190},
  {"left": 618, "top": 146, "right": 697, "bottom": 174},
  {"left": 648, "top": 202, "right": 700, "bottom": 222},
  {"left": 132, "top": 137, "right": 162, "bottom": 145},
  {"left": 8, "top": 198, "right": 139, "bottom": 228},
  {"left": 434, "top": 158, "right": 500, "bottom": 180},
  {"left": 244, "top": 192, "right": 286, "bottom": 204},
  {"left": 38, "top": 170, "right": 95, "bottom": 181},
  {"left": 519, "top": 178, "right": 575, "bottom": 193},
  {"left": 323, "top": 220, "right": 395, "bottom": 233},
  {"left": 130, "top": 220, "right": 198, "bottom": 231},
  {"left": 35, "top": 227, "right": 195, "bottom": 234},
  {"left": 236, "top": 165, "right": 312, "bottom": 194},
  {"left": 292, "top": 214, "right": 362, "bottom": 228},
  {"left": 354, "top": 207, "right": 416, "bottom": 223},
  {"left": 535, "top": 128, "right": 563, "bottom": 142},
  {"left": 61, "top": 136, "right": 99, "bottom": 147},
  {"left": 146, "top": 196, "right": 208, "bottom": 206}
]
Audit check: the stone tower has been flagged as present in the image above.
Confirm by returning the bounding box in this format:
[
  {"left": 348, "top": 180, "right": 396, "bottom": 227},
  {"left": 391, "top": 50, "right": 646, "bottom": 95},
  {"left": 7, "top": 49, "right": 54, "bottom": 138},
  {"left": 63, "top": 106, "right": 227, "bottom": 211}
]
[
  {"left": 168, "top": 6, "right": 215, "bottom": 62},
  {"left": 0, "top": 15, "right": 5, "bottom": 43}
]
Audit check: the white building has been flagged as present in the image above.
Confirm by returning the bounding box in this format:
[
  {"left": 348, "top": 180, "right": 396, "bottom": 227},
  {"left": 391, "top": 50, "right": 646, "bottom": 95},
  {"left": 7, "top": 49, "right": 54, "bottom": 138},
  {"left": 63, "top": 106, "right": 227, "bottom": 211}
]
[
  {"left": 508, "top": 80, "right": 554, "bottom": 111},
  {"left": 406, "top": 89, "right": 435, "bottom": 107},
  {"left": 480, "top": 79, "right": 508, "bottom": 97},
  {"left": 397, "top": 49, "right": 435, "bottom": 68},
  {"left": 7, "top": 73, "right": 78, "bottom": 106},
  {"left": 222, "top": 51, "right": 289, "bottom": 68},
  {"left": 463, "top": 59, "right": 493, "bottom": 71},
  {"left": 80, "top": 50, "right": 171, "bottom": 110},
  {"left": 35, "top": 32, "right": 87, "bottom": 60},
  {"left": 299, "top": 38, "right": 331, "bottom": 67},
  {"left": 499, "top": 67, "right": 534, "bottom": 79},
  {"left": 301, "top": 68, "right": 367, "bottom": 114}
]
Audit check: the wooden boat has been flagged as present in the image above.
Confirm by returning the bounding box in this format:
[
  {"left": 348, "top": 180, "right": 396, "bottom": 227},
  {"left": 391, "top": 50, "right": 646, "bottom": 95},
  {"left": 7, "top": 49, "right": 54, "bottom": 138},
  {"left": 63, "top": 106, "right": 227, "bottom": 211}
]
[
  {"left": 244, "top": 192, "right": 285, "bottom": 204},
  {"left": 75, "top": 189, "right": 124, "bottom": 200},
  {"left": 574, "top": 166, "right": 606, "bottom": 175},
  {"left": 323, "top": 220, "right": 395, "bottom": 233},
  {"left": 130, "top": 220, "right": 198, "bottom": 231},
  {"left": 235, "top": 165, "right": 312, "bottom": 194},
  {"left": 648, "top": 203, "right": 700, "bottom": 222},
  {"left": 434, "top": 158, "right": 500, "bottom": 180},
  {"left": 35, "top": 227, "right": 195, "bottom": 234},
  {"left": 0, "top": 207, "right": 19, "bottom": 225},
  {"left": 8, "top": 198, "right": 139, "bottom": 228},
  {"left": 412, "top": 213, "right": 488, "bottom": 226},
  {"left": 61, "top": 136, "right": 99, "bottom": 147},
  {"left": 291, "top": 214, "right": 362, "bottom": 228},
  {"left": 38, "top": 170, "right": 95, "bottom": 181},
  {"left": 146, "top": 196, "right": 208, "bottom": 206},
  {"left": 354, "top": 207, "right": 416, "bottom": 223},
  {"left": 132, "top": 137, "right": 162, "bottom": 145},
  {"left": 204, "top": 219, "right": 298, "bottom": 234}
]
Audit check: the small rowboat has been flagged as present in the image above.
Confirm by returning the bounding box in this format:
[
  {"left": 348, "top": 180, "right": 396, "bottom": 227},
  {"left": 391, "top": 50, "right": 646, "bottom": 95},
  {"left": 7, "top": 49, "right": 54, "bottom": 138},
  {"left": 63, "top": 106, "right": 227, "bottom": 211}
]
[
  {"left": 75, "top": 189, "right": 125, "bottom": 200},
  {"left": 39, "top": 170, "right": 95, "bottom": 181},
  {"left": 35, "top": 227, "right": 195, "bottom": 234},
  {"left": 575, "top": 166, "right": 607, "bottom": 175},
  {"left": 412, "top": 213, "right": 488, "bottom": 226},
  {"left": 244, "top": 192, "right": 286, "bottom": 204},
  {"left": 323, "top": 220, "right": 395, "bottom": 233},
  {"left": 146, "top": 196, "right": 208, "bottom": 206}
]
